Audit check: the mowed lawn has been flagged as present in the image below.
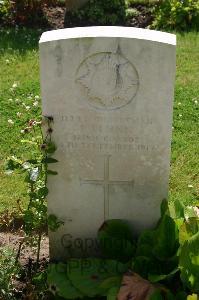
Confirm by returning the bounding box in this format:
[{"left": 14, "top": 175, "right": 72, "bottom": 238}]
[{"left": 0, "top": 28, "right": 198, "bottom": 213}]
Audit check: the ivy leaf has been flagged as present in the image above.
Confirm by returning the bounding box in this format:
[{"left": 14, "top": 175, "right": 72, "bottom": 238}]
[
  {"left": 179, "top": 231, "right": 199, "bottom": 293},
  {"left": 47, "top": 263, "right": 83, "bottom": 299},
  {"left": 98, "top": 219, "right": 136, "bottom": 262}
]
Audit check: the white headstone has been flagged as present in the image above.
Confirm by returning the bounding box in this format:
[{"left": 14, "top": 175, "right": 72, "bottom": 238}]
[{"left": 39, "top": 27, "right": 176, "bottom": 260}]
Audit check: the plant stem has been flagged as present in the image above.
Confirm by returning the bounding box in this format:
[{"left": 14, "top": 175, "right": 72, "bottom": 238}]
[{"left": 36, "top": 232, "right": 42, "bottom": 269}]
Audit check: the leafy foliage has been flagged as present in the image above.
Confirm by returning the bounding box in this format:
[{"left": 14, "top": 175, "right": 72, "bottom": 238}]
[
  {"left": 64, "top": 0, "right": 126, "bottom": 27},
  {"left": 179, "top": 226, "right": 199, "bottom": 293},
  {"left": 98, "top": 219, "right": 136, "bottom": 262},
  {"left": 0, "top": 0, "right": 11, "bottom": 23},
  {"left": 2, "top": 0, "right": 60, "bottom": 26},
  {"left": 48, "top": 263, "right": 83, "bottom": 299},
  {"left": 47, "top": 200, "right": 199, "bottom": 299},
  {"left": 0, "top": 247, "right": 20, "bottom": 300},
  {"left": 152, "top": 0, "right": 199, "bottom": 31},
  {"left": 5, "top": 115, "right": 63, "bottom": 266},
  {"left": 48, "top": 258, "right": 128, "bottom": 298}
]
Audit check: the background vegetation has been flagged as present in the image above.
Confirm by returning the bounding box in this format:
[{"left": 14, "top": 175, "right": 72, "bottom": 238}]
[
  {"left": 0, "top": 0, "right": 199, "bottom": 30},
  {"left": 0, "top": 28, "right": 198, "bottom": 213}
]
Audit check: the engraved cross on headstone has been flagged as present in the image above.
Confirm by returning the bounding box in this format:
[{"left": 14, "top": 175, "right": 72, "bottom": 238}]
[{"left": 80, "top": 155, "right": 134, "bottom": 220}]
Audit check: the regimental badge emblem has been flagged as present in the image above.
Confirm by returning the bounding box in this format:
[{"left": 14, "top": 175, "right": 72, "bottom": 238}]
[{"left": 75, "top": 48, "right": 139, "bottom": 110}]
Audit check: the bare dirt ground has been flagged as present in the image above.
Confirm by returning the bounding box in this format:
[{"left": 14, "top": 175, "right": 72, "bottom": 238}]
[{"left": 0, "top": 231, "right": 49, "bottom": 265}]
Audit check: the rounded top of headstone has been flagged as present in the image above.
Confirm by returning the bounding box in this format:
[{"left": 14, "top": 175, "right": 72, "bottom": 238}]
[{"left": 39, "top": 26, "right": 176, "bottom": 46}]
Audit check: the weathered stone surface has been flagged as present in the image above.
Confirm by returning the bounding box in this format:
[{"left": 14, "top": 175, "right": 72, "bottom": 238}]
[{"left": 39, "top": 27, "right": 176, "bottom": 260}]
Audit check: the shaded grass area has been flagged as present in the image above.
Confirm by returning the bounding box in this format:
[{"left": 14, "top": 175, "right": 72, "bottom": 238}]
[
  {"left": 0, "top": 28, "right": 198, "bottom": 213},
  {"left": 0, "top": 28, "right": 42, "bottom": 212},
  {"left": 170, "top": 32, "right": 199, "bottom": 205}
]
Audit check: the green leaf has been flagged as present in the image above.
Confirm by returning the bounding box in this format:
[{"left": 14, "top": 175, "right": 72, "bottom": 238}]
[
  {"left": 32, "top": 271, "right": 47, "bottom": 288},
  {"left": 179, "top": 231, "right": 199, "bottom": 293},
  {"left": 98, "top": 276, "right": 121, "bottom": 294},
  {"left": 153, "top": 214, "right": 179, "bottom": 261},
  {"left": 166, "top": 290, "right": 176, "bottom": 300},
  {"left": 67, "top": 258, "right": 128, "bottom": 297},
  {"left": 148, "top": 268, "right": 179, "bottom": 283},
  {"left": 179, "top": 218, "right": 199, "bottom": 245},
  {"left": 47, "top": 263, "right": 83, "bottom": 299},
  {"left": 161, "top": 199, "right": 169, "bottom": 217},
  {"left": 149, "top": 289, "right": 175, "bottom": 300},
  {"left": 149, "top": 289, "right": 164, "bottom": 300},
  {"left": 48, "top": 214, "right": 64, "bottom": 232},
  {"left": 175, "top": 291, "right": 187, "bottom": 300},
  {"left": 136, "top": 212, "right": 179, "bottom": 278},
  {"left": 98, "top": 219, "right": 136, "bottom": 262},
  {"left": 107, "top": 286, "right": 119, "bottom": 300},
  {"left": 38, "top": 187, "right": 49, "bottom": 198},
  {"left": 169, "top": 200, "right": 185, "bottom": 219},
  {"left": 47, "top": 170, "right": 58, "bottom": 175},
  {"left": 132, "top": 256, "right": 159, "bottom": 279},
  {"left": 136, "top": 230, "right": 155, "bottom": 258}
]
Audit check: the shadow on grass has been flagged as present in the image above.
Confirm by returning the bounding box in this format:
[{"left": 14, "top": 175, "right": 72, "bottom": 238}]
[{"left": 0, "top": 27, "right": 45, "bottom": 53}]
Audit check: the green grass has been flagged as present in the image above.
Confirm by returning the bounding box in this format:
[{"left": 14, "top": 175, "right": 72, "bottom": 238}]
[
  {"left": 169, "top": 32, "right": 199, "bottom": 205},
  {"left": 0, "top": 28, "right": 41, "bottom": 212},
  {"left": 0, "top": 28, "right": 198, "bottom": 213}
]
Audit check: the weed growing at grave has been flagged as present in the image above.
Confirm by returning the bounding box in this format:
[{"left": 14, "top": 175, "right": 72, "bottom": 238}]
[
  {"left": 47, "top": 200, "right": 199, "bottom": 300},
  {"left": 5, "top": 115, "right": 63, "bottom": 266}
]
